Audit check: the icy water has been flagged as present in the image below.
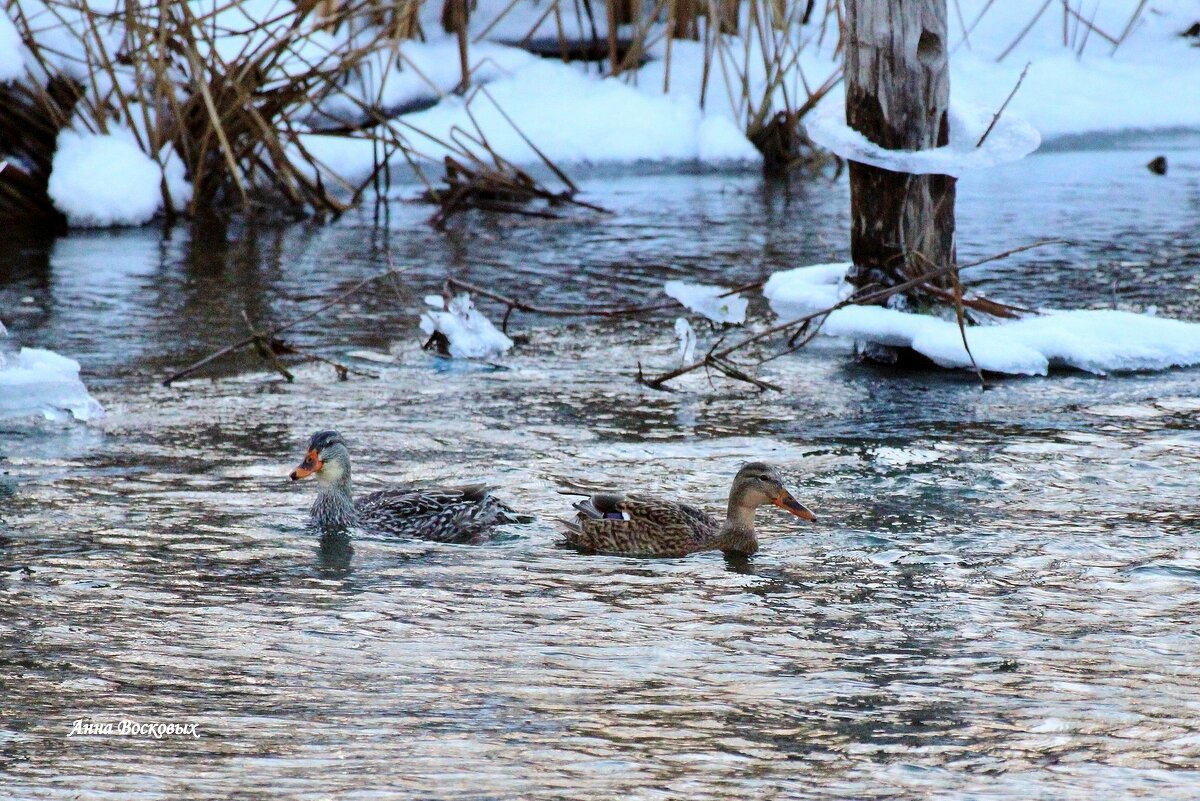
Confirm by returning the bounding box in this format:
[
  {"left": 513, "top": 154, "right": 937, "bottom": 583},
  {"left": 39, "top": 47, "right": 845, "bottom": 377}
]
[{"left": 2, "top": 137, "right": 1200, "bottom": 799}]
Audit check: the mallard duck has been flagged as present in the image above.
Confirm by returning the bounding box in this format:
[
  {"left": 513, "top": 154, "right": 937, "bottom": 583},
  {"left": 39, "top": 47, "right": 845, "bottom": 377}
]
[
  {"left": 560, "top": 461, "right": 816, "bottom": 557},
  {"left": 289, "top": 430, "right": 523, "bottom": 541}
]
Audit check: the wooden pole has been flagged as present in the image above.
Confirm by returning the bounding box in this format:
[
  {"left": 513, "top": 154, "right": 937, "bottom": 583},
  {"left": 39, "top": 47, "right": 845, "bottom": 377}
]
[{"left": 843, "top": 0, "right": 956, "bottom": 295}]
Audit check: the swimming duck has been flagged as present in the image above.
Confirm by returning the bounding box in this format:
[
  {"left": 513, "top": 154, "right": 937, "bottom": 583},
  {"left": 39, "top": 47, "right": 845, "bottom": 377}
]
[
  {"left": 289, "top": 430, "right": 523, "bottom": 541},
  {"left": 560, "top": 461, "right": 816, "bottom": 557}
]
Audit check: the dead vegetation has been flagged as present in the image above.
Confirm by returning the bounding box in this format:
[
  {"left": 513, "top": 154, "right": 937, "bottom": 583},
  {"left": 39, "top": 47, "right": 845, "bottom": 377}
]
[
  {"left": 405, "top": 87, "right": 610, "bottom": 228},
  {"left": 1, "top": 0, "right": 411, "bottom": 224},
  {"left": 637, "top": 240, "right": 1066, "bottom": 392},
  {"left": 0, "top": 1, "right": 1160, "bottom": 228},
  {"left": 0, "top": 0, "right": 851, "bottom": 228}
]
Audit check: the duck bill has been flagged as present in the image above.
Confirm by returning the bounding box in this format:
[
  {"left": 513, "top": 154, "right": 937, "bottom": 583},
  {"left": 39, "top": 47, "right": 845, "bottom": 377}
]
[
  {"left": 773, "top": 489, "right": 816, "bottom": 522},
  {"left": 289, "top": 450, "right": 322, "bottom": 481}
]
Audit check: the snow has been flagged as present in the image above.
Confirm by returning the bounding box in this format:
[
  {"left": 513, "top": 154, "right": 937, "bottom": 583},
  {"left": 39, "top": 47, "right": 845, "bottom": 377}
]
[
  {"left": 297, "top": 1, "right": 1200, "bottom": 181},
  {"left": 664, "top": 280, "right": 749, "bottom": 325},
  {"left": 944, "top": 2, "right": 1200, "bottom": 139},
  {"left": 48, "top": 128, "right": 164, "bottom": 227},
  {"left": 305, "top": 39, "right": 538, "bottom": 129},
  {"left": 391, "top": 56, "right": 757, "bottom": 165},
  {"left": 7, "top": 0, "right": 1200, "bottom": 226},
  {"left": 800, "top": 2, "right": 1200, "bottom": 145},
  {"left": 763, "top": 263, "right": 1200, "bottom": 377},
  {"left": 806, "top": 100, "right": 1040, "bottom": 176},
  {"left": 419, "top": 293, "right": 513, "bottom": 359},
  {"left": 0, "top": 347, "right": 104, "bottom": 421},
  {"left": 0, "top": 8, "right": 24, "bottom": 82},
  {"left": 763, "top": 263, "right": 849, "bottom": 318}
]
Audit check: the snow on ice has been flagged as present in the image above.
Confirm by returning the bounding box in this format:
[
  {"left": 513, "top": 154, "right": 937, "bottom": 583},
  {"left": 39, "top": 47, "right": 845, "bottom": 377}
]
[
  {"left": 420, "top": 293, "right": 513, "bottom": 359},
  {"left": 664, "top": 281, "right": 749, "bottom": 325},
  {"left": 806, "top": 100, "right": 1040, "bottom": 177},
  {"left": 763, "top": 263, "right": 1200, "bottom": 377},
  {"left": 0, "top": 346, "right": 104, "bottom": 421},
  {"left": 0, "top": 7, "right": 23, "bottom": 82}
]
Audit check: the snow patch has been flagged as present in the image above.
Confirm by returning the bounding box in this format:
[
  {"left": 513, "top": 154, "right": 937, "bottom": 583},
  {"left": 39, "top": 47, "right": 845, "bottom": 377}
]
[
  {"left": 806, "top": 100, "right": 1040, "bottom": 176},
  {"left": 664, "top": 280, "right": 748, "bottom": 324},
  {"left": 0, "top": 347, "right": 104, "bottom": 421},
  {"left": 48, "top": 128, "right": 164, "bottom": 227},
  {"left": 420, "top": 293, "right": 513, "bottom": 359},
  {"left": 764, "top": 263, "right": 1200, "bottom": 376}
]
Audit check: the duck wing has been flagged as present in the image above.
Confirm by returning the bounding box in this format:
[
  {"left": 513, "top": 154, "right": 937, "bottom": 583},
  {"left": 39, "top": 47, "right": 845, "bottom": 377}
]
[
  {"left": 561, "top": 491, "right": 719, "bottom": 557},
  {"left": 356, "top": 483, "right": 523, "bottom": 542}
]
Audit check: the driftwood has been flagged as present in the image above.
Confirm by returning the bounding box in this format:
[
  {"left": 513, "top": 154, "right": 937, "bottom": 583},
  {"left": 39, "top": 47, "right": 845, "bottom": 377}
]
[
  {"left": 637, "top": 240, "right": 1068, "bottom": 391},
  {"left": 162, "top": 268, "right": 403, "bottom": 386}
]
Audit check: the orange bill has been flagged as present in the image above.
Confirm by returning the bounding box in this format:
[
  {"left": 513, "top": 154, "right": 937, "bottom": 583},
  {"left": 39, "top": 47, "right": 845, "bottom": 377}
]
[
  {"left": 773, "top": 489, "right": 817, "bottom": 522},
  {"left": 289, "top": 449, "right": 323, "bottom": 481}
]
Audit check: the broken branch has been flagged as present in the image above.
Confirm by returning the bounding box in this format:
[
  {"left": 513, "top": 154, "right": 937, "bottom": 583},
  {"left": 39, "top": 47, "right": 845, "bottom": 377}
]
[{"left": 638, "top": 239, "right": 1069, "bottom": 391}]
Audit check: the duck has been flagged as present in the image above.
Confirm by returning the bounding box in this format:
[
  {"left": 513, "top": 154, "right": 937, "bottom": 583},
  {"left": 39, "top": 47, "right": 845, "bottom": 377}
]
[
  {"left": 289, "top": 430, "right": 523, "bottom": 541},
  {"left": 560, "top": 461, "right": 816, "bottom": 557}
]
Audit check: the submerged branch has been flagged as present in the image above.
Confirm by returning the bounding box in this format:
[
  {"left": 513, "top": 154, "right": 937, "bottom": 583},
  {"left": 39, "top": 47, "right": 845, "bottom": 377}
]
[{"left": 162, "top": 267, "right": 406, "bottom": 386}]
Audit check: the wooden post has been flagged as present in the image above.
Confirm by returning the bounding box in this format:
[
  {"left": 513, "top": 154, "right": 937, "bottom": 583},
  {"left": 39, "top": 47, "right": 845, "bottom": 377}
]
[{"left": 843, "top": 0, "right": 956, "bottom": 295}]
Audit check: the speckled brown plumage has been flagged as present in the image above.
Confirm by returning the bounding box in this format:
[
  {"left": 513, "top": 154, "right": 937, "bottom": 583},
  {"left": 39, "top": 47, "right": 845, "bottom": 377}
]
[
  {"left": 291, "top": 430, "right": 523, "bottom": 542},
  {"left": 560, "top": 462, "right": 816, "bottom": 558}
]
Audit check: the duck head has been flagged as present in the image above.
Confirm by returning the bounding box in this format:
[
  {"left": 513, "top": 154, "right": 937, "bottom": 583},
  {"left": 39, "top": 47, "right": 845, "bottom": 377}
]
[
  {"left": 729, "top": 461, "right": 816, "bottom": 522},
  {"left": 290, "top": 430, "right": 351, "bottom": 486}
]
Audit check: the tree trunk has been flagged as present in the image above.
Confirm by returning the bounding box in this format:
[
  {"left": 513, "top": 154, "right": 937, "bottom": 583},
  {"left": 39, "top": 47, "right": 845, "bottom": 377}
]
[{"left": 843, "top": 0, "right": 956, "bottom": 296}]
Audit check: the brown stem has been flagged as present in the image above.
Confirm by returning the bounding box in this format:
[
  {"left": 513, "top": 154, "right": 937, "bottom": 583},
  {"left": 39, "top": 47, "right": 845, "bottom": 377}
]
[{"left": 976, "top": 61, "right": 1030, "bottom": 148}]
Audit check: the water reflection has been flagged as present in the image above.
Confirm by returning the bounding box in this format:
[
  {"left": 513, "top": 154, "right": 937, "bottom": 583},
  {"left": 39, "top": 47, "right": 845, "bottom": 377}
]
[
  {"left": 2, "top": 136, "right": 1200, "bottom": 799},
  {"left": 316, "top": 532, "right": 355, "bottom": 578}
]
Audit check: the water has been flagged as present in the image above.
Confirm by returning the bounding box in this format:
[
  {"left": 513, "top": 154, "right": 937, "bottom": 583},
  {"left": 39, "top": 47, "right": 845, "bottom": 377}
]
[{"left": 2, "top": 137, "right": 1200, "bottom": 799}]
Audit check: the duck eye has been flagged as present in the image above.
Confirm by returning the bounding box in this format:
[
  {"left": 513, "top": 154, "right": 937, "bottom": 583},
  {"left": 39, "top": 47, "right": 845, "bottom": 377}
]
[{"left": 759, "top": 474, "right": 771, "bottom": 482}]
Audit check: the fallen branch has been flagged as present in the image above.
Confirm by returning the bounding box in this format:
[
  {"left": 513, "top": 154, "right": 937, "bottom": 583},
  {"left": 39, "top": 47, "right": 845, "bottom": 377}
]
[
  {"left": 162, "top": 267, "right": 405, "bottom": 386},
  {"left": 242, "top": 309, "right": 295, "bottom": 383},
  {"left": 637, "top": 239, "right": 1069, "bottom": 391}
]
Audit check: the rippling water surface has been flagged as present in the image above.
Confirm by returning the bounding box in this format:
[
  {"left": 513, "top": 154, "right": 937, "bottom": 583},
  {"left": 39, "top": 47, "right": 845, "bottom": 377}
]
[{"left": 2, "top": 136, "right": 1200, "bottom": 799}]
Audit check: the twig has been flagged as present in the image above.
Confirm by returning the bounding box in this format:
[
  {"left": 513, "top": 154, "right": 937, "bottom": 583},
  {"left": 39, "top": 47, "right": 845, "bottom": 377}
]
[
  {"left": 1060, "top": 2, "right": 1119, "bottom": 46},
  {"left": 914, "top": 250, "right": 986, "bottom": 389},
  {"left": 977, "top": 62, "right": 1030, "bottom": 148},
  {"left": 162, "top": 267, "right": 405, "bottom": 386},
  {"left": 638, "top": 239, "right": 1069, "bottom": 390},
  {"left": 719, "top": 278, "right": 767, "bottom": 297},
  {"left": 241, "top": 309, "right": 295, "bottom": 383},
  {"left": 996, "top": 0, "right": 1052, "bottom": 62},
  {"left": 1110, "top": 0, "right": 1149, "bottom": 54},
  {"left": 920, "top": 284, "right": 1030, "bottom": 318}
]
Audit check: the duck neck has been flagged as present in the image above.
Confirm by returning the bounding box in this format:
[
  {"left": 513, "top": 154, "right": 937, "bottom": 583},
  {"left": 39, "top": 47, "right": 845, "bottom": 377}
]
[
  {"left": 719, "top": 494, "right": 759, "bottom": 555},
  {"left": 311, "top": 462, "right": 356, "bottom": 531}
]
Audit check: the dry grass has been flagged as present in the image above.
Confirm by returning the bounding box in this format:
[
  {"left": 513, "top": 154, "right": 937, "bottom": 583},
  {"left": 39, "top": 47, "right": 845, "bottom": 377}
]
[
  {"left": 1, "top": 0, "right": 409, "bottom": 222},
  {"left": 2, "top": 1, "right": 1120, "bottom": 225}
]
